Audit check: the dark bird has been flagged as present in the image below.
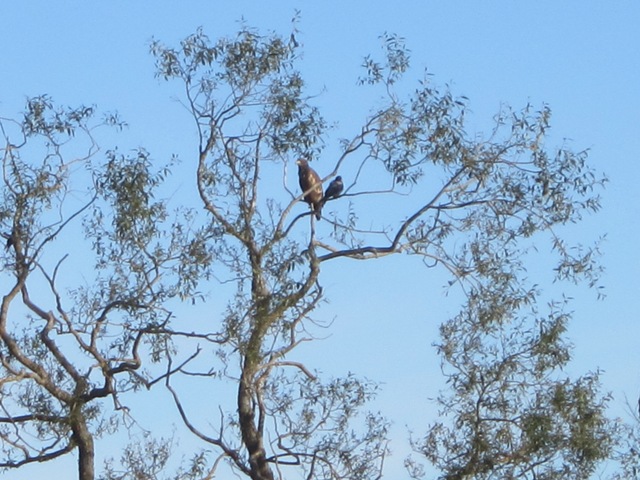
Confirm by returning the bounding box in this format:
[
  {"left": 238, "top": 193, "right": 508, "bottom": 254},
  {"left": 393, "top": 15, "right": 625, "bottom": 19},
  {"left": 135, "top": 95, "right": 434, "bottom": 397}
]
[
  {"left": 3, "top": 231, "right": 14, "bottom": 250},
  {"left": 296, "top": 158, "right": 323, "bottom": 220},
  {"left": 323, "top": 176, "right": 343, "bottom": 204}
]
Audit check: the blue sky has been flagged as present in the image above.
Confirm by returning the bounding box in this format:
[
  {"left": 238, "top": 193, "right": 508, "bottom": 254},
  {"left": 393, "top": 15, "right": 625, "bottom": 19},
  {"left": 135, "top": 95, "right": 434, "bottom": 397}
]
[{"left": 1, "top": 2, "right": 639, "bottom": 478}]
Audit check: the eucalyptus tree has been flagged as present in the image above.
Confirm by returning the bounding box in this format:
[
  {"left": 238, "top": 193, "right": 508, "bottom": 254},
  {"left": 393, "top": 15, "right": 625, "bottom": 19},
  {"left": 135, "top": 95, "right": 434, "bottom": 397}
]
[
  {"left": 406, "top": 298, "right": 616, "bottom": 480},
  {"left": 0, "top": 97, "right": 210, "bottom": 479},
  {"left": 145, "top": 25, "right": 612, "bottom": 480},
  {"left": 0, "top": 21, "right": 615, "bottom": 480}
]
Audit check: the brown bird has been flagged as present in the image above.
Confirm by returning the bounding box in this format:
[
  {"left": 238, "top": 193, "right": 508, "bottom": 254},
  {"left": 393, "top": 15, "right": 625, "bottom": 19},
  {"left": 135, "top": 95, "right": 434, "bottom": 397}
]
[{"left": 296, "top": 158, "right": 323, "bottom": 220}]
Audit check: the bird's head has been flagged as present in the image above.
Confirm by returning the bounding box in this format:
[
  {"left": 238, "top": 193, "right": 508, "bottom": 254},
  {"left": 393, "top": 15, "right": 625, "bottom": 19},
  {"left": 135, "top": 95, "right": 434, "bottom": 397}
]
[{"left": 296, "top": 158, "right": 308, "bottom": 168}]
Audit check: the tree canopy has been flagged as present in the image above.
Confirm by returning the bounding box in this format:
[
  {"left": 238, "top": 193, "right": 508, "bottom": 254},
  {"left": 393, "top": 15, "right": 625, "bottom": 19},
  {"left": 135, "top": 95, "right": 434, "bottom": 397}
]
[{"left": 0, "top": 23, "right": 625, "bottom": 480}]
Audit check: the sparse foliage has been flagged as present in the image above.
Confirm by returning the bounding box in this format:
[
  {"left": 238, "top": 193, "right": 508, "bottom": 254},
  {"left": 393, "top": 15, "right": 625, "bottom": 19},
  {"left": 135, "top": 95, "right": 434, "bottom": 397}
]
[
  {"left": 0, "top": 97, "right": 210, "bottom": 480},
  {"left": 409, "top": 299, "right": 617, "bottom": 479},
  {"left": 0, "top": 21, "right": 620, "bottom": 480}
]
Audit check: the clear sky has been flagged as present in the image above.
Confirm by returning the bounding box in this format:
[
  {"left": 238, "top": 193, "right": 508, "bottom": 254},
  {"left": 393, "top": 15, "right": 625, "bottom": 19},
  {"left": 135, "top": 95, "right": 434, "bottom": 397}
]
[{"left": 1, "top": 2, "right": 639, "bottom": 478}]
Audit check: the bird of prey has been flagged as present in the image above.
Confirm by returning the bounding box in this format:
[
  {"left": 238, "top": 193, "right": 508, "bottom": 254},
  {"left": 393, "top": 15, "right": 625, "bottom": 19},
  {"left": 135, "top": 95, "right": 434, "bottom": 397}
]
[
  {"left": 323, "top": 176, "right": 343, "bottom": 204},
  {"left": 296, "top": 158, "right": 323, "bottom": 220}
]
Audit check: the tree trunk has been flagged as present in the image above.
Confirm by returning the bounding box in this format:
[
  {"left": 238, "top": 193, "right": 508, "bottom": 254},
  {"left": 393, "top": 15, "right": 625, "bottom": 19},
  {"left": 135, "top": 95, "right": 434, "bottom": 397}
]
[
  {"left": 70, "top": 408, "right": 95, "bottom": 480},
  {"left": 238, "top": 369, "right": 274, "bottom": 480}
]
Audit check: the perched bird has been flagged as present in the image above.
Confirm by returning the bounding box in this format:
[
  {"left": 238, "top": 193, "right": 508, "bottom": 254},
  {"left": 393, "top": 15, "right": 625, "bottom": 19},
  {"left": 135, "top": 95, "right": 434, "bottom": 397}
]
[
  {"left": 323, "top": 176, "right": 343, "bottom": 204},
  {"left": 296, "top": 158, "right": 323, "bottom": 220},
  {"left": 3, "top": 231, "right": 14, "bottom": 250}
]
